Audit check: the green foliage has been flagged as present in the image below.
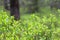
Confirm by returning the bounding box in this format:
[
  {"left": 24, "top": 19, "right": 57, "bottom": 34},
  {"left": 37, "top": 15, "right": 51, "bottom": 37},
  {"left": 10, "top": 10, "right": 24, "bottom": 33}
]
[{"left": 0, "top": 10, "right": 60, "bottom": 40}]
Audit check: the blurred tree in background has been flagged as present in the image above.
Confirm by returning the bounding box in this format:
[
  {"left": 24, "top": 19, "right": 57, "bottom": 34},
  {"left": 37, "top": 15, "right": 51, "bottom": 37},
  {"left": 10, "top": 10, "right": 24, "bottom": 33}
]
[{"left": 4, "top": 0, "right": 10, "bottom": 10}]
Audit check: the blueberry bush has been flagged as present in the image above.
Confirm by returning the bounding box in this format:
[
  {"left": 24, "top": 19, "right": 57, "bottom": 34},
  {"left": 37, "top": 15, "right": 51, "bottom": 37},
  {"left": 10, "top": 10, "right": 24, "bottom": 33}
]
[{"left": 0, "top": 10, "right": 60, "bottom": 40}]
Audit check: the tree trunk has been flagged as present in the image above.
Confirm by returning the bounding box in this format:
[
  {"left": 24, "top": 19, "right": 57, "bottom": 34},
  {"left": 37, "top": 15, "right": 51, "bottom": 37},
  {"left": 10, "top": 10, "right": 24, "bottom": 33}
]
[
  {"left": 4, "top": 0, "right": 10, "bottom": 10},
  {"left": 10, "top": 0, "right": 20, "bottom": 20},
  {"left": 28, "top": 0, "right": 38, "bottom": 13}
]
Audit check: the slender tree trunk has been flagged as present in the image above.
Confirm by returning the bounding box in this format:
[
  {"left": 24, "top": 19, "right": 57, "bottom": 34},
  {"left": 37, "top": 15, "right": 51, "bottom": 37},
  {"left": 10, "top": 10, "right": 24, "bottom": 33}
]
[
  {"left": 10, "top": 0, "right": 20, "bottom": 20},
  {"left": 28, "top": 0, "right": 38, "bottom": 13},
  {"left": 4, "top": 0, "right": 10, "bottom": 10}
]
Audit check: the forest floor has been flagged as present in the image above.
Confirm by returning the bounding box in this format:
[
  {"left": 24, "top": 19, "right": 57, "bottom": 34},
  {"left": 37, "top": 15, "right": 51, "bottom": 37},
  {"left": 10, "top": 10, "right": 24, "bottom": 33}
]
[
  {"left": 20, "top": 7, "right": 60, "bottom": 21},
  {"left": 0, "top": 6, "right": 60, "bottom": 21}
]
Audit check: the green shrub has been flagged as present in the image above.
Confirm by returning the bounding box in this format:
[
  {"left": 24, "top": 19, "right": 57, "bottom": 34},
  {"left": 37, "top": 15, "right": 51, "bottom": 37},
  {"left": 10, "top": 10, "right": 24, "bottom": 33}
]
[{"left": 0, "top": 11, "right": 60, "bottom": 40}]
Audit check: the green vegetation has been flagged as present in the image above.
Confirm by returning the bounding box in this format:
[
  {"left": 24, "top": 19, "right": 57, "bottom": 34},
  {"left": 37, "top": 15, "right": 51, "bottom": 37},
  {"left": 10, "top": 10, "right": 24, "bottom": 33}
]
[{"left": 0, "top": 7, "right": 60, "bottom": 40}]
